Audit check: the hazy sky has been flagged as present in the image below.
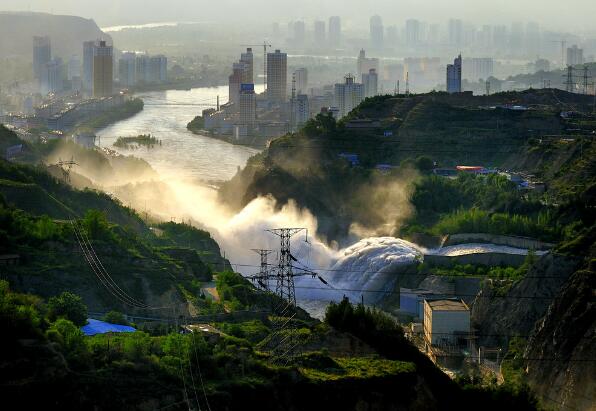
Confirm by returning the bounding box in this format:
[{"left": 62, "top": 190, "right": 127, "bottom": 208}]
[{"left": 2, "top": 0, "right": 595, "bottom": 32}]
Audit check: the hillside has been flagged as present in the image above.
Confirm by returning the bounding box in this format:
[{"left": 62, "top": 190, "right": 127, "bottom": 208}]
[
  {"left": 0, "top": 12, "right": 111, "bottom": 59},
  {"left": 220, "top": 89, "right": 595, "bottom": 241}
]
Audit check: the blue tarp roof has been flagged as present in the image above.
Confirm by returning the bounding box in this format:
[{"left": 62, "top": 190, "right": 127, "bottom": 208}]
[{"left": 81, "top": 318, "right": 136, "bottom": 336}]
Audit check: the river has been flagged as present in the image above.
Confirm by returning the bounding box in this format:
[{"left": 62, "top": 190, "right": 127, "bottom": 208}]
[{"left": 97, "top": 85, "right": 264, "bottom": 182}]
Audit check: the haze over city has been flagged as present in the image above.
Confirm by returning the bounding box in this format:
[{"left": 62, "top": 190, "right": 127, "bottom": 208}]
[{"left": 0, "top": 1, "right": 594, "bottom": 410}]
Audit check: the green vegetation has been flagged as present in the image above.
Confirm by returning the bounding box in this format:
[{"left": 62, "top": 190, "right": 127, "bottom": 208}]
[
  {"left": 47, "top": 291, "right": 88, "bottom": 326},
  {"left": 186, "top": 115, "right": 205, "bottom": 132},
  {"left": 103, "top": 311, "right": 130, "bottom": 325},
  {"left": 113, "top": 134, "right": 160, "bottom": 149},
  {"left": 75, "top": 98, "right": 144, "bottom": 133}
]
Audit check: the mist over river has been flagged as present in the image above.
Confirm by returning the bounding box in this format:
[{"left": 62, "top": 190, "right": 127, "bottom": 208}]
[
  {"left": 96, "top": 87, "right": 546, "bottom": 317},
  {"left": 97, "top": 86, "right": 263, "bottom": 182}
]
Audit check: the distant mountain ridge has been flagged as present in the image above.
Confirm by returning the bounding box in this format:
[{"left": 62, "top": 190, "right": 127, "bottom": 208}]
[{"left": 0, "top": 11, "right": 112, "bottom": 59}]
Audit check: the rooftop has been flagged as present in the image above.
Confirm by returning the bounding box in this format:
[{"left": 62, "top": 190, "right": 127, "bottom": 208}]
[{"left": 426, "top": 299, "right": 469, "bottom": 312}]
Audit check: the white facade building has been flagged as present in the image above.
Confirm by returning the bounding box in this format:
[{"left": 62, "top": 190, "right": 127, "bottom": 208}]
[
  {"left": 423, "top": 299, "right": 470, "bottom": 346},
  {"left": 334, "top": 75, "right": 364, "bottom": 118},
  {"left": 362, "top": 68, "right": 378, "bottom": 98}
]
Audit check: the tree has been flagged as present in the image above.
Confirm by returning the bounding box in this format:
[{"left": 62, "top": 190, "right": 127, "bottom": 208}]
[
  {"left": 82, "top": 209, "right": 110, "bottom": 240},
  {"left": 103, "top": 311, "right": 129, "bottom": 325},
  {"left": 415, "top": 156, "right": 434, "bottom": 174},
  {"left": 47, "top": 292, "right": 88, "bottom": 326}
]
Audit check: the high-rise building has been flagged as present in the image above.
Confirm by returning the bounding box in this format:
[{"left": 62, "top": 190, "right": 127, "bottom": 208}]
[
  {"left": 405, "top": 19, "right": 421, "bottom": 47},
  {"left": 293, "top": 94, "right": 310, "bottom": 129},
  {"left": 357, "top": 49, "right": 379, "bottom": 77},
  {"left": 448, "top": 19, "right": 463, "bottom": 47},
  {"left": 93, "top": 40, "right": 113, "bottom": 97},
  {"left": 334, "top": 75, "right": 364, "bottom": 118},
  {"left": 118, "top": 52, "right": 137, "bottom": 87},
  {"left": 33, "top": 36, "right": 51, "bottom": 81},
  {"left": 370, "top": 15, "right": 384, "bottom": 49},
  {"left": 446, "top": 54, "right": 462, "bottom": 93},
  {"left": 314, "top": 21, "right": 326, "bottom": 45},
  {"left": 40, "top": 58, "right": 63, "bottom": 95},
  {"left": 240, "top": 48, "right": 254, "bottom": 84},
  {"left": 465, "top": 58, "right": 494, "bottom": 81},
  {"left": 267, "top": 49, "right": 287, "bottom": 103},
  {"left": 534, "top": 58, "right": 550, "bottom": 72},
  {"left": 567, "top": 45, "right": 584, "bottom": 66},
  {"left": 386, "top": 25, "right": 398, "bottom": 44},
  {"left": 67, "top": 55, "right": 81, "bottom": 81},
  {"left": 293, "top": 21, "right": 306, "bottom": 45},
  {"left": 239, "top": 83, "right": 256, "bottom": 130},
  {"left": 228, "top": 62, "right": 245, "bottom": 106},
  {"left": 83, "top": 40, "right": 97, "bottom": 93},
  {"left": 362, "top": 68, "right": 378, "bottom": 98},
  {"left": 294, "top": 68, "right": 308, "bottom": 94},
  {"left": 148, "top": 55, "right": 167, "bottom": 83},
  {"left": 328, "top": 16, "right": 341, "bottom": 48}
]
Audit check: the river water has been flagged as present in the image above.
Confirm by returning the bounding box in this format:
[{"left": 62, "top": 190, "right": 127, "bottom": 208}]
[{"left": 97, "top": 85, "right": 263, "bottom": 182}]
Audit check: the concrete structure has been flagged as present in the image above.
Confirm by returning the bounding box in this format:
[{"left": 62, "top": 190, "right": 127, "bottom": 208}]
[
  {"left": 83, "top": 40, "right": 97, "bottom": 93},
  {"left": 67, "top": 55, "right": 81, "bottom": 81},
  {"left": 446, "top": 54, "right": 462, "bottom": 94},
  {"left": 93, "top": 40, "right": 113, "bottom": 97},
  {"left": 134, "top": 53, "right": 167, "bottom": 84},
  {"left": 566, "top": 45, "right": 584, "bottom": 66},
  {"left": 293, "top": 21, "right": 306, "bottom": 45},
  {"left": 314, "top": 20, "right": 326, "bottom": 45},
  {"left": 357, "top": 49, "right": 379, "bottom": 77},
  {"left": 40, "top": 58, "right": 64, "bottom": 95},
  {"left": 118, "top": 52, "right": 137, "bottom": 87},
  {"left": 362, "top": 68, "right": 378, "bottom": 98},
  {"left": 370, "top": 15, "right": 384, "bottom": 49},
  {"left": 465, "top": 58, "right": 494, "bottom": 81},
  {"left": 328, "top": 16, "right": 341, "bottom": 47},
  {"left": 267, "top": 49, "right": 287, "bottom": 103},
  {"left": 405, "top": 19, "right": 421, "bottom": 46},
  {"left": 228, "top": 62, "right": 246, "bottom": 106},
  {"left": 400, "top": 288, "right": 437, "bottom": 319},
  {"left": 239, "top": 83, "right": 256, "bottom": 130},
  {"left": 423, "top": 299, "right": 470, "bottom": 346},
  {"left": 293, "top": 94, "right": 310, "bottom": 127},
  {"left": 334, "top": 75, "right": 364, "bottom": 118},
  {"left": 240, "top": 48, "right": 254, "bottom": 84},
  {"left": 294, "top": 67, "right": 308, "bottom": 94},
  {"left": 33, "top": 36, "right": 51, "bottom": 81}
]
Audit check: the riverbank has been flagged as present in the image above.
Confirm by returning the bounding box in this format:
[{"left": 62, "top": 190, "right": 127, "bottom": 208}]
[
  {"left": 75, "top": 98, "right": 144, "bottom": 134},
  {"left": 186, "top": 116, "right": 271, "bottom": 148}
]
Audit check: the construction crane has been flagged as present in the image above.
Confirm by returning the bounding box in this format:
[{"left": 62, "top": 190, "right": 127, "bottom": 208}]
[
  {"left": 240, "top": 42, "right": 272, "bottom": 91},
  {"left": 551, "top": 40, "right": 567, "bottom": 68}
]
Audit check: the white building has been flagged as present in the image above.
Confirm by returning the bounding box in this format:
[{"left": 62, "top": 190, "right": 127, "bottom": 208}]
[
  {"left": 292, "top": 94, "right": 310, "bottom": 128},
  {"left": 334, "top": 75, "right": 364, "bottom": 118},
  {"left": 328, "top": 16, "right": 341, "bottom": 47},
  {"left": 357, "top": 49, "right": 379, "bottom": 78},
  {"left": 465, "top": 58, "right": 494, "bottom": 81},
  {"left": 370, "top": 15, "right": 384, "bottom": 49},
  {"left": 82, "top": 40, "right": 97, "bottom": 93},
  {"left": 314, "top": 21, "right": 326, "bottom": 45},
  {"left": 294, "top": 68, "right": 308, "bottom": 94},
  {"left": 567, "top": 45, "right": 584, "bottom": 66},
  {"left": 40, "top": 58, "right": 64, "bottom": 95},
  {"left": 118, "top": 52, "right": 137, "bottom": 87},
  {"left": 362, "top": 68, "right": 378, "bottom": 98},
  {"left": 446, "top": 54, "right": 462, "bottom": 94},
  {"left": 239, "top": 83, "right": 256, "bottom": 130},
  {"left": 423, "top": 299, "right": 470, "bottom": 346}
]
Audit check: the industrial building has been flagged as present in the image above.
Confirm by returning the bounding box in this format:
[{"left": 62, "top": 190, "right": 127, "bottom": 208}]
[{"left": 423, "top": 299, "right": 470, "bottom": 347}]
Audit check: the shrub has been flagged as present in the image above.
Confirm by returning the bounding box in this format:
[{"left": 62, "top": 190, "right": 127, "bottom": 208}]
[{"left": 47, "top": 292, "right": 88, "bottom": 326}]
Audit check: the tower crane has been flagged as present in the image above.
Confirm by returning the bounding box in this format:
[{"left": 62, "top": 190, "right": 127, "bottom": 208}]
[{"left": 240, "top": 42, "right": 272, "bottom": 91}]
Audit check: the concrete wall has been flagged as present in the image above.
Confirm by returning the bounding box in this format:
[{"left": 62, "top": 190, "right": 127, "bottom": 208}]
[
  {"left": 424, "top": 252, "right": 528, "bottom": 267},
  {"left": 442, "top": 233, "right": 554, "bottom": 251}
]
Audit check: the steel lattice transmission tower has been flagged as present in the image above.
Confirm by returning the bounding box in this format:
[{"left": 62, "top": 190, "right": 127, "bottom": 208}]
[
  {"left": 251, "top": 249, "right": 274, "bottom": 292},
  {"left": 54, "top": 157, "right": 78, "bottom": 182},
  {"left": 266, "top": 227, "right": 306, "bottom": 363}
]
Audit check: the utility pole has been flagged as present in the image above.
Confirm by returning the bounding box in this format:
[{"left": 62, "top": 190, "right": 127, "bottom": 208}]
[
  {"left": 564, "top": 65, "right": 576, "bottom": 93},
  {"left": 405, "top": 72, "right": 410, "bottom": 96},
  {"left": 485, "top": 80, "right": 490, "bottom": 96},
  {"left": 55, "top": 157, "right": 78, "bottom": 182},
  {"left": 581, "top": 65, "right": 593, "bottom": 95}
]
